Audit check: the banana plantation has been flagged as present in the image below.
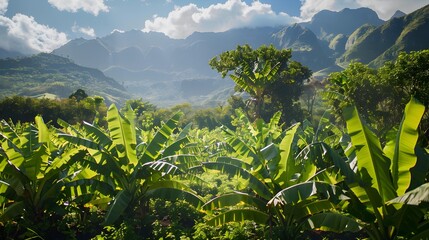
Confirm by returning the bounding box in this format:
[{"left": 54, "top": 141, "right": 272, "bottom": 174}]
[{"left": 1, "top": 96, "right": 428, "bottom": 239}]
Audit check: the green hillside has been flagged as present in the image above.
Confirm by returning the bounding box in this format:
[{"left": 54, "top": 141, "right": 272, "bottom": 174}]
[
  {"left": 339, "top": 4, "right": 429, "bottom": 67},
  {"left": 0, "top": 53, "right": 130, "bottom": 104}
]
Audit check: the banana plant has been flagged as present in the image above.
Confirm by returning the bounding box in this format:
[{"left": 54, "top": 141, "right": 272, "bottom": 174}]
[
  {"left": 200, "top": 109, "right": 351, "bottom": 238},
  {"left": 336, "top": 97, "right": 429, "bottom": 239},
  {"left": 230, "top": 60, "right": 281, "bottom": 119},
  {"left": 0, "top": 117, "right": 86, "bottom": 227},
  {"left": 57, "top": 104, "right": 204, "bottom": 225}
]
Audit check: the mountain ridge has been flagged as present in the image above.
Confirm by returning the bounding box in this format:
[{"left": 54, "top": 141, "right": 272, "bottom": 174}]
[
  {"left": 1, "top": 5, "right": 428, "bottom": 107},
  {"left": 339, "top": 4, "right": 429, "bottom": 67}
]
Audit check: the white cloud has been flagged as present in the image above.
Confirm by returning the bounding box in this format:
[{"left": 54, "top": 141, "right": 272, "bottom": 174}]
[
  {"left": 48, "top": 0, "right": 109, "bottom": 16},
  {"left": 0, "top": 14, "right": 68, "bottom": 54},
  {"left": 72, "top": 23, "right": 96, "bottom": 38},
  {"left": 0, "top": 0, "right": 8, "bottom": 15},
  {"left": 143, "top": 0, "right": 299, "bottom": 39},
  {"left": 356, "top": 0, "right": 429, "bottom": 19},
  {"left": 300, "top": 0, "right": 429, "bottom": 20}
]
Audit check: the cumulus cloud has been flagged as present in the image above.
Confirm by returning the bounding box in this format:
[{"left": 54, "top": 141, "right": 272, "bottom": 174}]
[
  {"left": 72, "top": 23, "right": 96, "bottom": 38},
  {"left": 48, "top": 0, "right": 109, "bottom": 16},
  {"left": 0, "top": 14, "right": 68, "bottom": 54},
  {"left": 0, "top": 0, "right": 8, "bottom": 15},
  {"left": 300, "top": 0, "right": 429, "bottom": 20},
  {"left": 143, "top": 0, "right": 298, "bottom": 39}
]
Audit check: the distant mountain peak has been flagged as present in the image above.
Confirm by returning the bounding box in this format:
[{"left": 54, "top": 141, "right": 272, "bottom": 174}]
[
  {"left": 390, "top": 10, "right": 406, "bottom": 19},
  {"left": 301, "top": 7, "right": 384, "bottom": 39},
  {"left": 339, "top": 4, "right": 429, "bottom": 67}
]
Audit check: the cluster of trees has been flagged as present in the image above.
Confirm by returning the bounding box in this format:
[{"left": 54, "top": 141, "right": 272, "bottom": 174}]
[
  {"left": 323, "top": 50, "right": 429, "bottom": 139},
  {"left": 1, "top": 45, "right": 429, "bottom": 239},
  {"left": 0, "top": 90, "right": 107, "bottom": 127}
]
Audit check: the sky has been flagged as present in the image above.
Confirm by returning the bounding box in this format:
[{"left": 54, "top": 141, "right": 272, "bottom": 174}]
[{"left": 0, "top": 0, "right": 428, "bottom": 54}]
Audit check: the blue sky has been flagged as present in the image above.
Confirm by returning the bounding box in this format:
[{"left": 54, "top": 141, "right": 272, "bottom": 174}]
[{"left": 0, "top": 0, "right": 428, "bottom": 54}]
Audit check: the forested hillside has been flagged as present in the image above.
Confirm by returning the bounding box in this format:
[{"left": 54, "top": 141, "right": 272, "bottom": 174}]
[{"left": 0, "top": 53, "right": 129, "bottom": 104}]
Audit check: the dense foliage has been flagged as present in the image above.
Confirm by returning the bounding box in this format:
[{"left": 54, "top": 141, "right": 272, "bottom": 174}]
[
  {"left": 209, "top": 44, "right": 311, "bottom": 123},
  {"left": 0, "top": 94, "right": 107, "bottom": 127},
  {"left": 1, "top": 49, "right": 429, "bottom": 239},
  {"left": 324, "top": 50, "right": 429, "bottom": 140}
]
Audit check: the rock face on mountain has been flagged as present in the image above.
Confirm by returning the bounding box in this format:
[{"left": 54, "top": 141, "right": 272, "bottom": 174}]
[
  {"left": 273, "top": 24, "right": 333, "bottom": 71},
  {"left": 344, "top": 24, "right": 377, "bottom": 51},
  {"left": 339, "top": 4, "right": 429, "bottom": 67},
  {"left": 390, "top": 10, "right": 406, "bottom": 19},
  {"left": 329, "top": 34, "right": 348, "bottom": 54}
]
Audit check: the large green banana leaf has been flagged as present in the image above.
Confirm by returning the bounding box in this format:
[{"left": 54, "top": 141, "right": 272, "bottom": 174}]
[
  {"left": 273, "top": 123, "right": 300, "bottom": 188},
  {"left": 0, "top": 120, "right": 20, "bottom": 144},
  {"left": 221, "top": 126, "right": 255, "bottom": 161},
  {"left": 104, "top": 189, "right": 133, "bottom": 225},
  {"left": 387, "top": 183, "right": 429, "bottom": 205},
  {"left": 305, "top": 212, "right": 361, "bottom": 232},
  {"left": 82, "top": 121, "right": 112, "bottom": 148},
  {"left": 289, "top": 199, "right": 337, "bottom": 221},
  {"left": 205, "top": 209, "right": 270, "bottom": 226},
  {"left": 384, "top": 97, "right": 425, "bottom": 196},
  {"left": 107, "top": 104, "right": 137, "bottom": 166},
  {"left": 202, "top": 192, "right": 267, "bottom": 212},
  {"left": 0, "top": 136, "right": 25, "bottom": 170},
  {"left": 57, "top": 134, "right": 100, "bottom": 150},
  {"left": 214, "top": 156, "right": 253, "bottom": 169},
  {"left": 320, "top": 142, "right": 356, "bottom": 184},
  {"left": 268, "top": 181, "right": 342, "bottom": 206},
  {"left": 140, "top": 111, "right": 182, "bottom": 163},
  {"left": 343, "top": 106, "right": 396, "bottom": 203},
  {"left": 35, "top": 115, "right": 49, "bottom": 144}
]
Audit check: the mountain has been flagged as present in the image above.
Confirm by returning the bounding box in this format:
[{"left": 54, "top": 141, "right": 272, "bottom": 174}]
[
  {"left": 390, "top": 10, "right": 406, "bottom": 19},
  {"left": 329, "top": 34, "right": 348, "bottom": 54},
  {"left": 339, "top": 4, "right": 429, "bottom": 67},
  {"left": 273, "top": 24, "right": 333, "bottom": 70},
  {"left": 53, "top": 27, "right": 279, "bottom": 107},
  {"left": 48, "top": 6, "right": 429, "bottom": 106},
  {"left": 0, "top": 53, "right": 129, "bottom": 104},
  {"left": 300, "top": 7, "right": 384, "bottom": 41}
]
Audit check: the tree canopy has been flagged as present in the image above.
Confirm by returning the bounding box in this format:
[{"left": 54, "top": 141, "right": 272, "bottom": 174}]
[
  {"left": 324, "top": 50, "right": 429, "bottom": 139},
  {"left": 209, "top": 44, "right": 311, "bottom": 123}
]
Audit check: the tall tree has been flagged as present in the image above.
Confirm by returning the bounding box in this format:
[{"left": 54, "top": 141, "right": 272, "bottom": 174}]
[
  {"left": 209, "top": 44, "right": 311, "bottom": 123},
  {"left": 324, "top": 50, "right": 429, "bottom": 138}
]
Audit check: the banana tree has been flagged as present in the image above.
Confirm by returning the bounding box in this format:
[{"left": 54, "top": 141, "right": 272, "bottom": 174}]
[
  {"left": 200, "top": 109, "right": 351, "bottom": 238},
  {"left": 57, "top": 104, "right": 203, "bottom": 225},
  {"left": 0, "top": 117, "right": 87, "bottom": 237},
  {"left": 336, "top": 97, "right": 429, "bottom": 239},
  {"left": 230, "top": 60, "right": 280, "bottom": 119}
]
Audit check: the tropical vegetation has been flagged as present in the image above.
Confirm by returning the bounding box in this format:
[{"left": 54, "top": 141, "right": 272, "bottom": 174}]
[{"left": 1, "top": 48, "right": 429, "bottom": 239}]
